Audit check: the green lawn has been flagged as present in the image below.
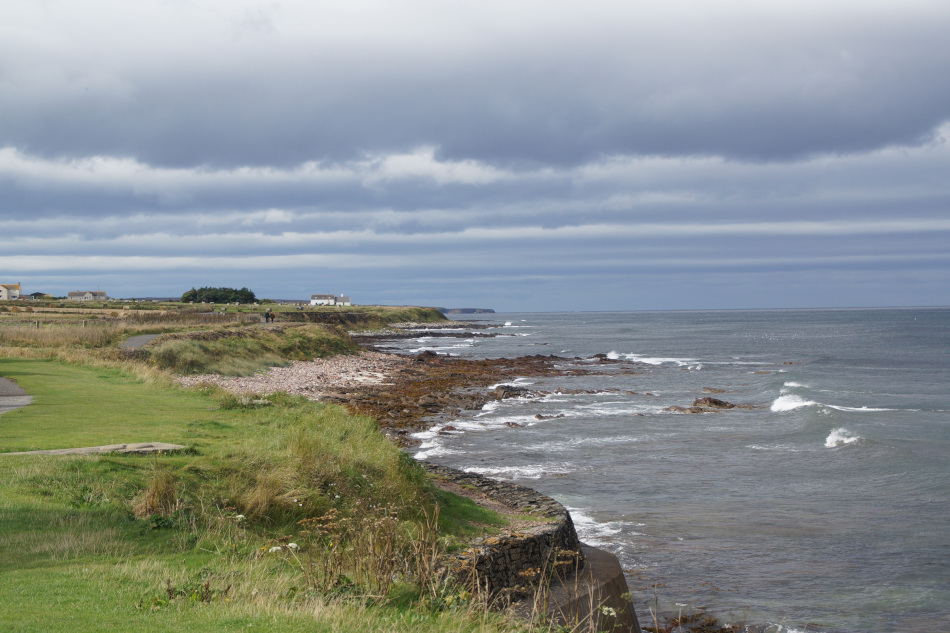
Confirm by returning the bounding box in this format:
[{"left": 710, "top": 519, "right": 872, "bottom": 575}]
[
  {"left": 0, "top": 358, "right": 522, "bottom": 633},
  {"left": 0, "top": 359, "right": 223, "bottom": 452}
]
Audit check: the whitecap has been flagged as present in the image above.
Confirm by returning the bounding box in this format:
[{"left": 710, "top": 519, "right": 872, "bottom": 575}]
[
  {"left": 565, "top": 508, "right": 642, "bottom": 545},
  {"left": 414, "top": 444, "right": 461, "bottom": 459},
  {"left": 770, "top": 394, "right": 818, "bottom": 412},
  {"left": 607, "top": 350, "right": 621, "bottom": 360},
  {"left": 784, "top": 381, "right": 808, "bottom": 388},
  {"left": 826, "top": 405, "right": 893, "bottom": 412},
  {"left": 622, "top": 353, "right": 699, "bottom": 366},
  {"left": 825, "top": 427, "right": 862, "bottom": 448},
  {"left": 463, "top": 464, "right": 574, "bottom": 479}
]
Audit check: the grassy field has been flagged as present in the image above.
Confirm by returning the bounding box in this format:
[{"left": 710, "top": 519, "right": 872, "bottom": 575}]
[{"left": 0, "top": 308, "right": 538, "bottom": 633}]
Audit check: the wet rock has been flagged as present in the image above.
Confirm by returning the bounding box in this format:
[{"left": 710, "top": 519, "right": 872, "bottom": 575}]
[
  {"left": 665, "top": 405, "right": 707, "bottom": 414},
  {"left": 494, "top": 385, "right": 530, "bottom": 400},
  {"left": 693, "top": 397, "right": 736, "bottom": 409}
]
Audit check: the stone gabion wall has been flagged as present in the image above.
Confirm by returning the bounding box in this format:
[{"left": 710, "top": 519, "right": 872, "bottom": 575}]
[{"left": 420, "top": 463, "right": 585, "bottom": 596}]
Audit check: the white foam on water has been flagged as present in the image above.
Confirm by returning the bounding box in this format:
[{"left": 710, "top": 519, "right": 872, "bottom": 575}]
[
  {"left": 748, "top": 444, "right": 803, "bottom": 453},
  {"left": 407, "top": 340, "right": 476, "bottom": 353},
  {"left": 565, "top": 508, "right": 642, "bottom": 545},
  {"left": 523, "top": 435, "right": 643, "bottom": 452},
  {"left": 606, "top": 350, "right": 621, "bottom": 360},
  {"left": 825, "top": 427, "right": 862, "bottom": 448},
  {"left": 487, "top": 377, "right": 534, "bottom": 389},
  {"left": 575, "top": 402, "right": 659, "bottom": 417},
  {"left": 476, "top": 401, "right": 501, "bottom": 416},
  {"left": 784, "top": 381, "right": 808, "bottom": 388},
  {"left": 452, "top": 415, "right": 540, "bottom": 431},
  {"left": 462, "top": 464, "right": 574, "bottom": 479},
  {"left": 621, "top": 353, "right": 699, "bottom": 366},
  {"left": 826, "top": 404, "right": 893, "bottom": 412},
  {"left": 770, "top": 394, "right": 819, "bottom": 412},
  {"left": 414, "top": 445, "right": 461, "bottom": 459}
]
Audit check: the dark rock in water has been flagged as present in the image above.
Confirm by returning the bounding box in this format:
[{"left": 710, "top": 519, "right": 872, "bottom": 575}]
[
  {"left": 702, "top": 387, "right": 727, "bottom": 394},
  {"left": 494, "top": 385, "right": 530, "bottom": 400},
  {"left": 505, "top": 421, "right": 524, "bottom": 428},
  {"left": 415, "top": 350, "right": 440, "bottom": 362},
  {"left": 693, "top": 397, "right": 736, "bottom": 409},
  {"left": 665, "top": 405, "right": 708, "bottom": 414}
]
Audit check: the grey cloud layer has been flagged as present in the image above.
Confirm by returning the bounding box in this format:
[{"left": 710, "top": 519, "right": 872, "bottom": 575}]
[
  {"left": 2, "top": 1, "right": 948, "bottom": 309},
  {"left": 3, "top": 1, "right": 950, "bottom": 167}
]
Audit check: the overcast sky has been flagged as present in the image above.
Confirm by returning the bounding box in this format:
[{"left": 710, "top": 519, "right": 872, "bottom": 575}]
[{"left": 2, "top": 0, "right": 948, "bottom": 311}]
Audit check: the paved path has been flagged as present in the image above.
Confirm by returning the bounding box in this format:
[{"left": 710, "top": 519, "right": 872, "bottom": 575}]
[
  {"left": 119, "top": 333, "right": 160, "bottom": 349},
  {"left": 0, "top": 377, "right": 32, "bottom": 416}
]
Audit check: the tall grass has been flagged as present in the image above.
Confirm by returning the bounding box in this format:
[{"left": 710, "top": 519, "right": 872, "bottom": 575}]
[
  {"left": 0, "top": 322, "right": 127, "bottom": 348},
  {"left": 147, "top": 324, "right": 359, "bottom": 375}
]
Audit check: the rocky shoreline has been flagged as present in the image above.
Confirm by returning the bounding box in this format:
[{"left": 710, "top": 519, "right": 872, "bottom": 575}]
[{"left": 177, "top": 337, "right": 644, "bottom": 444}]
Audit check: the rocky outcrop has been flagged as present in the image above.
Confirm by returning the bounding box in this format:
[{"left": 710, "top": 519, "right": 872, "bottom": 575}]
[
  {"left": 665, "top": 396, "right": 761, "bottom": 414},
  {"left": 693, "top": 397, "right": 736, "bottom": 409},
  {"left": 422, "top": 463, "right": 641, "bottom": 632}
]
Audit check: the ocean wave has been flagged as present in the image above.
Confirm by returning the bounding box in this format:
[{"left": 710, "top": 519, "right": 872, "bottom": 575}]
[
  {"left": 523, "top": 435, "right": 643, "bottom": 452},
  {"left": 748, "top": 443, "right": 803, "bottom": 453},
  {"left": 462, "top": 464, "right": 575, "bottom": 479},
  {"left": 826, "top": 405, "right": 893, "bottom": 412},
  {"left": 414, "top": 444, "right": 461, "bottom": 460},
  {"left": 624, "top": 353, "right": 698, "bottom": 366},
  {"left": 565, "top": 508, "right": 643, "bottom": 545},
  {"left": 452, "top": 415, "right": 540, "bottom": 431},
  {"left": 825, "top": 427, "right": 862, "bottom": 448},
  {"left": 407, "top": 341, "right": 476, "bottom": 353},
  {"left": 770, "top": 394, "right": 819, "bottom": 412}
]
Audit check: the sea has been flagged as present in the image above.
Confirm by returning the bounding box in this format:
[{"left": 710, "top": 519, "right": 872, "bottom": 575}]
[{"left": 375, "top": 308, "right": 949, "bottom": 633}]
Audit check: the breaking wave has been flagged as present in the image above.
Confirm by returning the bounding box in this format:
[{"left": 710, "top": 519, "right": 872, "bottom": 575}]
[
  {"left": 825, "top": 427, "right": 862, "bottom": 448},
  {"left": 770, "top": 394, "right": 819, "bottom": 412},
  {"left": 463, "top": 464, "right": 575, "bottom": 479}
]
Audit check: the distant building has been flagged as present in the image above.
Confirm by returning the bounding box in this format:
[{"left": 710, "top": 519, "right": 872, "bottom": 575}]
[
  {"left": 0, "top": 283, "right": 21, "bottom": 300},
  {"left": 67, "top": 291, "right": 109, "bottom": 301},
  {"left": 310, "top": 294, "right": 353, "bottom": 306},
  {"left": 27, "top": 292, "right": 52, "bottom": 300}
]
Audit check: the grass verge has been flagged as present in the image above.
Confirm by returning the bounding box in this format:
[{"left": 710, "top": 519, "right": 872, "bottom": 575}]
[{"left": 0, "top": 357, "right": 525, "bottom": 633}]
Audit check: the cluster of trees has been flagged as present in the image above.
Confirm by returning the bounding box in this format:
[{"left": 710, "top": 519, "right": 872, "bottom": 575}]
[{"left": 181, "top": 286, "right": 257, "bottom": 304}]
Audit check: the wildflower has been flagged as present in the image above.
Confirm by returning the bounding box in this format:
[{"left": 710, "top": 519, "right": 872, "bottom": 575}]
[
  {"left": 599, "top": 606, "right": 617, "bottom": 618},
  {"left": 234, "top": 514, "right": 245, "bottom": 521},
  {"left": 268, "top": 546, "right": 283, "bottom": 553},
  {"left": 287, "top": 542, "right": 300, "bottom": 551}
]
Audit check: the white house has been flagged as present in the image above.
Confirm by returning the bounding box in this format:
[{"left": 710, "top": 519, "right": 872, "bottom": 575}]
[
  {"left": 310, "top": 294, "right": 352, "bottom": 306},
  {"left": 68, "top": 291, "right": 109, "bottom": 301},
  {"left": 0, "top": 283, "right": 21, "bottom": 300}
]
